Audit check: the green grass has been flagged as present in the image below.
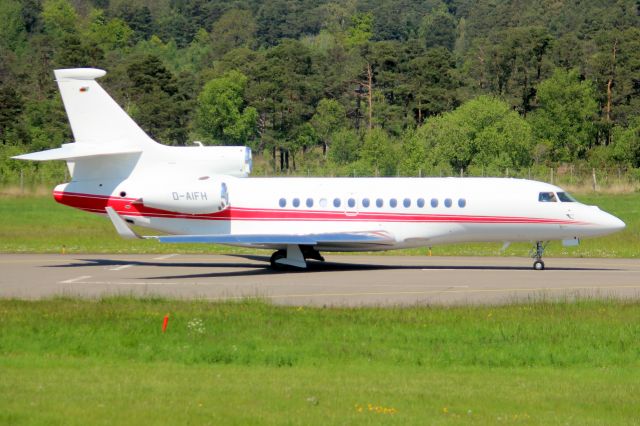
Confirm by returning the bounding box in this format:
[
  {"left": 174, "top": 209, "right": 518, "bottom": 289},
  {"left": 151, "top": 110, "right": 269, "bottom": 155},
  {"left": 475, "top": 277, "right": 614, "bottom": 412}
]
[
  {"left": 1, "top": 192, "right": 638, "bottom": 257},
  {"left": 0, "top": 194, "right": 254, "bottom": 254},
  {"left": 1, "top": 298, "right": 639, "bottom": 424}
]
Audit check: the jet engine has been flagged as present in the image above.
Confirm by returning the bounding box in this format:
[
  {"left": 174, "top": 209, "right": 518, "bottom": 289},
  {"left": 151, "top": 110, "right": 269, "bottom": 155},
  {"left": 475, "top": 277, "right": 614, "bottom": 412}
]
[{"left": 140, "top": 178, "right": 229, "bottom": 214}]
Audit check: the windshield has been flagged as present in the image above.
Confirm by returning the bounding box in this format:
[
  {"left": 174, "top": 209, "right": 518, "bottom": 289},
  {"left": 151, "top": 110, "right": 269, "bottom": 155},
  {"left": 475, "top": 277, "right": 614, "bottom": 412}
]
[
  {"left": 538, "top": 192, "right": 557, "bottom": 202},
  {"left": 557, "top": 192, "right": 577, "bottom": 202}
]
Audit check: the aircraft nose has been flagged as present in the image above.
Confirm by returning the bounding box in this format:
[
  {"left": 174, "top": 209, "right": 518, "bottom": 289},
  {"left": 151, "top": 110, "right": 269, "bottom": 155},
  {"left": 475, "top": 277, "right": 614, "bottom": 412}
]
[{"left": 599, "top": 211, "right": 626, "bottom": 232}]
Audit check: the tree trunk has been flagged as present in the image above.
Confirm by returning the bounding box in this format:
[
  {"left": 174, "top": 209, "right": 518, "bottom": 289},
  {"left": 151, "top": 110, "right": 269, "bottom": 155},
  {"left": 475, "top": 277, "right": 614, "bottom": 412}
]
[
  {"left": 272, "top": 145, "right": 277, "bottom": 172},
  {"left": 367, "top": 62, "right": 373, "bottom": 132},
  {"left": 279, "top": 147, "right": 284, "bottom": 171},
  {"left": 605, "top": 39, "right": 618, "bottom": 145}
]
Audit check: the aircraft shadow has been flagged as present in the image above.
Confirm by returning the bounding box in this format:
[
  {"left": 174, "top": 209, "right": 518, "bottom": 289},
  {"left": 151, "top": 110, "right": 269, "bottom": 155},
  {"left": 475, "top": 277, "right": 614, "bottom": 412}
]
[{"left": 45, "top": 255, "right": 619, "bottom": 280}]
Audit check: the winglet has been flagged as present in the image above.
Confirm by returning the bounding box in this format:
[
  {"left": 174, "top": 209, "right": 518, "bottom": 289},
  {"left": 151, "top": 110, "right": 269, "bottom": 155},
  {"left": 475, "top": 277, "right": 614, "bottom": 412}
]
[{"left": 105, "top": 207, "right": 141, "bottom": 240}]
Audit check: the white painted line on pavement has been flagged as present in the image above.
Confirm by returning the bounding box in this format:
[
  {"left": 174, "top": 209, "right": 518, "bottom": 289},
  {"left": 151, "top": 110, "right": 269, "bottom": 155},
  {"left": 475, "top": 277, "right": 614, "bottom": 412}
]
[
  {"left": 153, "top": 254, "right": 179, "bottom": 261},
  {"left": 110, "top": 264, "right": 133, "bottom": 271},
  {"left": 59, "top": 275, "right": 92, "bottom": 284}
]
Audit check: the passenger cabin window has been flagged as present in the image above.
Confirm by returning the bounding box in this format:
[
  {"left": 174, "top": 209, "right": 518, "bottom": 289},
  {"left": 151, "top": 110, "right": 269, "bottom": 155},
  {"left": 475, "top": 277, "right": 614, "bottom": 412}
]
[
  {"left": 362, "top": 198, "right": 370, "bottom": 208},
  {"left": 403, "top": 198, "right": 411, "bottom": 208},
  {"left": 306, "top": 198, "right": 314, "bottom": 208},
  {"left": 293, "top": 198, "right": 300, "bottom": 208},
  {"left": 458, "top": 198, "right": 466, "bottom": 208},
  {"left": 539, "top": 192, "right": 557, "bottom": 202},
  {"left": 390, "top": 198, "right": 398, "bottom": 208},
  {"left": 444, "top": 198, "right": 452, "bottom": 208},
  {"left": 279, "top": 198, "right": 286, "bottom": 208},
  {"left": 319, "top": 198, "right": 327, "bottom": 208},
  {"left": 376, "top": 198, "right": 384, "bottom": 208},
  {"left": 431, "top": 198, "right": 438, "bottom": 208},
  {"left": 348, "top": 198, "right": 356, "bottom": 208},
  {"left": 333, "top": 198, "right": 341, "bottom": 208},
  {"left": 417, "top": 198, "right": 425, "bottom": 208},
  {"left": 557, "top": 192, "right": 576, "bottom": 202}
]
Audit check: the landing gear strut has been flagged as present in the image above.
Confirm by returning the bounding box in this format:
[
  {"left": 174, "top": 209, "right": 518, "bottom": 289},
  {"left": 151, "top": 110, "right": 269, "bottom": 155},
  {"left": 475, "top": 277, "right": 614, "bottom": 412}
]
[
  {"left": 269, "top": 245, "right": 324, "bottom": 270},
  {"left": 532, "top": 241, "right": 546, "bottom": 270}
]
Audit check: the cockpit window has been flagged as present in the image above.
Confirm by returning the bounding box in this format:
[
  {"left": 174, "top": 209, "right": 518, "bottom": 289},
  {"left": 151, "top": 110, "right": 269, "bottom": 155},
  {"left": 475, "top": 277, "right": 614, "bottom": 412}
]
[
  {"left": 557, "top": 192, "right": 577, "bottom": 202},
  {"left": 538, "top": 192, "right": 557, "bottom": 202}
]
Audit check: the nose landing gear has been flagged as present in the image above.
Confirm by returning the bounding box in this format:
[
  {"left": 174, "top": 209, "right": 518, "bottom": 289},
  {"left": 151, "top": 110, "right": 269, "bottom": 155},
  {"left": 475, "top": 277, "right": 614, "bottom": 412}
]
[{"left": 531, "top": 241, "right": 547, "bottom": 270}]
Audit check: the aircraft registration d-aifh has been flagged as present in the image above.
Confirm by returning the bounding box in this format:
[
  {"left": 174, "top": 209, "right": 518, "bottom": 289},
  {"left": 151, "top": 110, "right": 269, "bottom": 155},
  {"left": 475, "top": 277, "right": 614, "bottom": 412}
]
[{"left": 14, "top": 68, "right": 626, "bottom": 270}]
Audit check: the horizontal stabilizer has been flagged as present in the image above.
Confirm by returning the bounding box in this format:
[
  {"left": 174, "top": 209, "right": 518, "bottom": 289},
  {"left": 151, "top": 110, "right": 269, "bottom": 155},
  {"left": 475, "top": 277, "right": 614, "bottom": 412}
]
[
  {"left": 12, "top": 143, "right": 142, "bottom": 161},
  {"left": 151, "top": 231, "right": 395, "bottom": 246}
]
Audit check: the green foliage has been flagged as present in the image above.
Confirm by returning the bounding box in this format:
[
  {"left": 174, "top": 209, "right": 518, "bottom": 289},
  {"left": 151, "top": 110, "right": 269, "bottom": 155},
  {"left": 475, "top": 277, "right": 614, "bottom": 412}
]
[
  {"left": 328, "top": 129, "right": 360, "bottom": 165},
  {"left": 529, "top": 68, "right": 599, "bottom": 162},
  {"left": 346, "top": 12, "right": 373, "bottom": 47},
  {"left": 195, "top": 71, "right": 258, "bottom": 146},
  {"left": 407, "top": 47, "right": 461, "bottom": 121},
  {"left": 125, "top": 55, "right": 192, "bottom": 145},
  {"left": 311, "top": 98, "right": 347, "bottom": 153},
  {"left": 411, "top": 96, "right": 533, "bottom": 172},
  {"left": 610, "top": 118, "right": 640, "bottom": 167},
  {"left": 420, "top": 5, "right": 457, "bottom": 50},
  {"left": 2, "top": 0, "right": 640, "bottom": 177},
  {"left": 0, "top": 0, "right": 26, "bottom": 51},
  {"left": 41, "top": 0, "right": 78, "bottom": 41},
  {"left": 86, "top": 10, "right": 133, "bottom": 51},
  {"left": 0, "top": 85, "right": 24, "bottom": 144},
  {"left": 210, "top": 9, "right": 257, "bottom": 56},
  {"left": 360, "top": 128, "right": 397, "bottom": 176}
]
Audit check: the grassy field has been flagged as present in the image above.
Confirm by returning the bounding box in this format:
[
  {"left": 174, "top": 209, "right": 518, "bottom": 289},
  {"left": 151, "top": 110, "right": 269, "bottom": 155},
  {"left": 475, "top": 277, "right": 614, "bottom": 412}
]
[
  {"left": 1, "top": 297, "right": 639, "bottom": 424},
  {"left": 0, "top": 192, "right": 638, "bottom": 257}
]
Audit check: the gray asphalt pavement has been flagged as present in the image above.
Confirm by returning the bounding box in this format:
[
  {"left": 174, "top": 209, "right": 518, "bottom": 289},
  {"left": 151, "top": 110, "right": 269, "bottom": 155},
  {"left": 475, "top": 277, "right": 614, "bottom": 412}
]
[{"left": 1, "top": 254, "right": 639, "bottom": 306}]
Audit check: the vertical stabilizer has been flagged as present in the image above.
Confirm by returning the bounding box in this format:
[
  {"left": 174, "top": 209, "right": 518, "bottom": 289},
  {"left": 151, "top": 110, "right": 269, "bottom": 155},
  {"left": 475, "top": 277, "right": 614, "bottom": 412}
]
[{"left": 54, "top": 68, "right": 155, "bottom": 147}]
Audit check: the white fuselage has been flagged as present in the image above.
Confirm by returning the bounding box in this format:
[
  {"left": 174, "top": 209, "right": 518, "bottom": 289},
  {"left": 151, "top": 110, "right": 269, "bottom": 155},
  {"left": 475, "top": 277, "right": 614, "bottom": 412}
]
[{"left": 54, "top": 176, "right": 625, "bottom": 251}]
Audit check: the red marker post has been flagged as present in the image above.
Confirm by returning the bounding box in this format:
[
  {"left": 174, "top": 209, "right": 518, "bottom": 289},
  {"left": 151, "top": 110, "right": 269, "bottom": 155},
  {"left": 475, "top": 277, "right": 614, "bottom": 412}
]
[{"left": 162, "top": 314, "right": 169, "bottom": 333}]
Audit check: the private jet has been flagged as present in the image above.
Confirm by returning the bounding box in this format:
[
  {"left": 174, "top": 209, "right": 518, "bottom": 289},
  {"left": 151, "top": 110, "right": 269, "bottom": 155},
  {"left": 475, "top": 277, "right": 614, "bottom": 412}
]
[{"left": 14, "top": 68, "right": 626, "bottom": 270}]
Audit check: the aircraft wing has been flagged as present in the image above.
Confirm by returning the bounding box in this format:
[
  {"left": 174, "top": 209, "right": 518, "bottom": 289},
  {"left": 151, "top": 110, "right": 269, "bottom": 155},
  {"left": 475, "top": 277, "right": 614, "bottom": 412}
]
[
  {"left": 152, "top": 231, "right": 395, "bottom": 246},
  {"left": 105, "top": 207, "right": 394, "bottom": 247}
]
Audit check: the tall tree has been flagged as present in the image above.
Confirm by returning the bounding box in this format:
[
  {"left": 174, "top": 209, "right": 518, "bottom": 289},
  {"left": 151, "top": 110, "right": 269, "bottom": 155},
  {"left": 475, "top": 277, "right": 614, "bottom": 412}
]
[
  {"left": 311, "top": 98, "right": 347, "bottom": 156},
  {"left": 411, "top": 96, "right": 533, "bottom": 173},
  {"left": 195, "top": 70, "right": 258, "bottom": 146},
  {"left": 126, "top": 55, "right": 192, "bottom": 145},
  {"left": 529, "top": 68, "right": 598, "bottom": 163},
  {"left": 210, "top": 9, "right": 257, "bottom": 56}
]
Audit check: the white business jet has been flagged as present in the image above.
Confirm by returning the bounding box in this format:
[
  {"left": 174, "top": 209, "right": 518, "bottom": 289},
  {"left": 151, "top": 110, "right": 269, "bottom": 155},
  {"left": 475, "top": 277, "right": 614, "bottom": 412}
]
[{"left": 14, "top": 68, "right": 626, "bottom": 270}]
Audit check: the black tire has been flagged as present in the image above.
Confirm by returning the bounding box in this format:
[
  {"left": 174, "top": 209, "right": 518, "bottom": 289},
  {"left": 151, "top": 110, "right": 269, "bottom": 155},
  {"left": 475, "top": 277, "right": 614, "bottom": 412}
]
[
  {"left": 533, "top": 260, "right": 545, "bottom": 271},
  {"left": 269, "top": 250, "right": 286, "bottom": 270}
]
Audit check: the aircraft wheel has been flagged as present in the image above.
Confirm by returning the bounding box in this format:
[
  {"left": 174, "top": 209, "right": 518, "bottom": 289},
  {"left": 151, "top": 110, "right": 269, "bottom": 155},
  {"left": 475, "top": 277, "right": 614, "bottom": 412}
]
[
  {"left": 270, "top": 249, "right": 287, "bottom": 270},
  {"left": 533, "top": 260, "right": 545, "bottom": 271}
]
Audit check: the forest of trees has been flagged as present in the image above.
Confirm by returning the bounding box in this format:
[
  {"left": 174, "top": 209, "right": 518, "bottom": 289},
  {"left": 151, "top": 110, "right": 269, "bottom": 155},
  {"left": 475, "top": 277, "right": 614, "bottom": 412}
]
[{"left": 1, "top": 0, "right": 640, "bottom": 182}]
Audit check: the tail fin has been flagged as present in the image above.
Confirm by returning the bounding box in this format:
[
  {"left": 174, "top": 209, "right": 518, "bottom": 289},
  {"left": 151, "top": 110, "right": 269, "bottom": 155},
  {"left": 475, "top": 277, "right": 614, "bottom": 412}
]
[{"left": 54, "top": 68, "right": 155, "bottom": 147}]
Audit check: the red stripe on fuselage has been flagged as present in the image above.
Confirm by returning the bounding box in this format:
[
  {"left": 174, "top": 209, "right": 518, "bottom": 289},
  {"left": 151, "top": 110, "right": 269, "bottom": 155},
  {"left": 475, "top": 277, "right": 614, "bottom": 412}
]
[{"left": 53, "top": 191, "right": 587, "bottom": 225}]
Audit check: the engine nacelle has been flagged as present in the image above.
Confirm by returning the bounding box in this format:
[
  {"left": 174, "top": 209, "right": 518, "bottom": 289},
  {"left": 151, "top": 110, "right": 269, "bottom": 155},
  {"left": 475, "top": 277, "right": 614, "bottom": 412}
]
[
  {"left": 154, "top": 145, "right": 252, "bottom": 177},
  {"left": 141, "top": 178, "right": 229, "bottom": 214}
]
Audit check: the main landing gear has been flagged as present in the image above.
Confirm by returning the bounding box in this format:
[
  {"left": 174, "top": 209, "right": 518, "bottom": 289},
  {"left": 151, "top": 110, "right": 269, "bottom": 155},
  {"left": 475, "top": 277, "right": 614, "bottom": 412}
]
[
  {"left": 269, "top": 245, "right": 325, "bottom": 270},
  {"left": 531, "top": 241, "right": 547, "bottom": 270}
]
